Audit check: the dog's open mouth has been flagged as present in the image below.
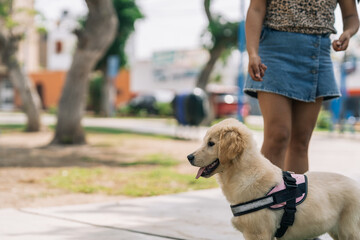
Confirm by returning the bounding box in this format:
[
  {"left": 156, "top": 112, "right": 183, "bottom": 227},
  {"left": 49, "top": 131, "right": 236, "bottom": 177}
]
[{"left": 196, "top": 159, "right": 220, "bottom": 179}]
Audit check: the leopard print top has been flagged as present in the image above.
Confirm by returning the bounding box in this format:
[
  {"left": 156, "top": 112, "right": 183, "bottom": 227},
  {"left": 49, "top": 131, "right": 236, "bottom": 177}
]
[{"left": 264, "top": 0, "right": 338, "bottom": 34}]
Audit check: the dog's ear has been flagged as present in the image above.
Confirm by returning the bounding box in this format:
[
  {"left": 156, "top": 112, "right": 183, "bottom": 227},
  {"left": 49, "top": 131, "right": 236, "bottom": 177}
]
[{"left": 218, "top": 127, "right": 244, "bottom": 163}]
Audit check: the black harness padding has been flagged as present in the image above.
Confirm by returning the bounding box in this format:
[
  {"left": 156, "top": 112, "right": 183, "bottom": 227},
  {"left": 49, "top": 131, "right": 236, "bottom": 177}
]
[
  {"left": 230, "top": 171, "right": 307, "bottom": 238},
  {"left": 274, "top": 171, "right": 298, "bottom": 238}
]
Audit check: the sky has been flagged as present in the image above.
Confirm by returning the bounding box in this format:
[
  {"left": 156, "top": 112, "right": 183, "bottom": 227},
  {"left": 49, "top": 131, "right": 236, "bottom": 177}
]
[
  {"left": 34, "top": 0, "right": 87, "bottom": 20},
  {"left": 34, "top": 0, "right": 358, "bottom": 60},
  {"left": 34, "top": 0, "right": 244, "bottom": 60}
]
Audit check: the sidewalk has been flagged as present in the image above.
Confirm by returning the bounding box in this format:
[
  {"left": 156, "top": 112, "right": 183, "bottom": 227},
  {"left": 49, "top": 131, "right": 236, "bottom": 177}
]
[
  {"left": 1, "top": 112, "right": 359, "bottom": 142},
  {"left": 0, "top": 112, "right": 209, "bottom": 140},
  {"left": 1, "top": 112, "right": 359, "bottom": 239},
  {"left": 1, "top": 189, "right": 234, "bottom": 240},
  {"left": 1, "top": 189, "right": 335, "bottom": 240}
]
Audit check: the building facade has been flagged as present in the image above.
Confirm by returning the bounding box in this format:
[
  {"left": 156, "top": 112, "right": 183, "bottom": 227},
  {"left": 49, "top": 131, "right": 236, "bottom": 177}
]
[
  {"left": 0, "top": 0, "right": 41, "bottom": 110},
  {"left": 0, "top": 4, "right": 131, "bottom": 111}
]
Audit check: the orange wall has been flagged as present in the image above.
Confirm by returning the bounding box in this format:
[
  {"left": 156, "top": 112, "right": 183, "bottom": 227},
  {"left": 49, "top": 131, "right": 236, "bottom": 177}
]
[
  {"left": 114, "top": 69, "right": 132, "bottom": 106},
  {"left": 30, "top": 71, "right": 66, "bottom": 108},
  {"left": 348, "top": 89, "right": 360, "bottom": 97},
  {"left": 16, "top": 70, "right": 131, "bottom": 109}
]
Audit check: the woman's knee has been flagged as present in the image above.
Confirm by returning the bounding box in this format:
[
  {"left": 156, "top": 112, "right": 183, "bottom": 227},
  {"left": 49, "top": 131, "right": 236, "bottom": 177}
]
[
  {"left": 289, "top": 134, "right": 311, "bottom": 153},
  {"left": 264, "top": 126, "right": 290, "bottom": 149}
]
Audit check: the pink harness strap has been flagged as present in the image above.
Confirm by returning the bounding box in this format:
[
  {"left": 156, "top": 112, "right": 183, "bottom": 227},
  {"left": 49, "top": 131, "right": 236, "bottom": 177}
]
[
  {"left": 267, "top": 173, "right": 306, "bottom": 209},
  {"left": 230, "top": 172, "right": 307, "bottom": 238}
]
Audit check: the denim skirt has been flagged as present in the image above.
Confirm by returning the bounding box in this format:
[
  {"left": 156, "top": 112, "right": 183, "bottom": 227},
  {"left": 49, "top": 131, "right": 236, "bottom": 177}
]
[{"left": 244, "top": 27, "right": 341, "bottom": 102}]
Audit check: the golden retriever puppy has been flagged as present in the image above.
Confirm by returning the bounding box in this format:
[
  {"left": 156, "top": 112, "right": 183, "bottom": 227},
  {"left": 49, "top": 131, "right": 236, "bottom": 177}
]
[{"left": 187, "top": 118, "right": 360, "bottom": 240}]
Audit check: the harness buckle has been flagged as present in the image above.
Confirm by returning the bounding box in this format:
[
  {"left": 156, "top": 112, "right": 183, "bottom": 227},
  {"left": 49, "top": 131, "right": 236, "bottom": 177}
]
[
  {"left": 283, "top": 172, "right": 297, "bottom": 188},
  {"left": 284, "top": 180, "right": 297, "bottom": 188}
]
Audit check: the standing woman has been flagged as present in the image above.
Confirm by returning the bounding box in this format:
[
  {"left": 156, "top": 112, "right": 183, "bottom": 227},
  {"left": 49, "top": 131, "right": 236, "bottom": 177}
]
[{"left": 244, "top": 0, "right": 359, "bottom": 174}]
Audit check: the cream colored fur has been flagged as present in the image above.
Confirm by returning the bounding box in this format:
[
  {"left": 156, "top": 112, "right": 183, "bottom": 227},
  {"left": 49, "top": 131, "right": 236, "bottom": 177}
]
[{"left": 189, "top": 118, "right": 360, "bottom": 240}]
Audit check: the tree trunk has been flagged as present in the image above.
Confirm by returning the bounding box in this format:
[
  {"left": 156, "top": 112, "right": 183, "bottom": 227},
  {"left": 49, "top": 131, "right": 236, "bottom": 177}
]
[
  {"left": 9, "top": 62, "right": 42, "bottom": 131},
  {"left": 101, "top": 71, "right": 116, "bottom": 117},
  {"left": 196, "top": 42, "right": 225, "bottom": 90},
  {"left": 0, "top": 34, "right": 42, "bottom": 132},
  {"left": 100, "top": 63, "right": 116, "bottom": 117},
  {"left": 51, "top": 0, "right": 118, "bottom": 145}
]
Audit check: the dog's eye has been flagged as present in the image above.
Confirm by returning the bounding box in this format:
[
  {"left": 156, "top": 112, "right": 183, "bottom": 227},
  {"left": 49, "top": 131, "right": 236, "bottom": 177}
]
[{"left": 207, "top": 141, "right": 215, "bottom": 147}]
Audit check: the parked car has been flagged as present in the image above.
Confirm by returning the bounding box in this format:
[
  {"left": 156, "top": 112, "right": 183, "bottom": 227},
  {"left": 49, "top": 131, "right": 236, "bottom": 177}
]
[
  {"left": 120, "top": 90, "right": 175, "bottom": 117},
  {"left": 128, "top": 94, "right": 158, "bottom": 115},
  {"left": 213, "top": 93, "right": 238, "bottom": 117}
]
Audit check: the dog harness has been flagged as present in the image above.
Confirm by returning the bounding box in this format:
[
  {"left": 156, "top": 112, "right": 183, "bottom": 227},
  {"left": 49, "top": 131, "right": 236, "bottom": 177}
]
[{"left": 230, "top": 171, "right": 308, "bottom": 238}]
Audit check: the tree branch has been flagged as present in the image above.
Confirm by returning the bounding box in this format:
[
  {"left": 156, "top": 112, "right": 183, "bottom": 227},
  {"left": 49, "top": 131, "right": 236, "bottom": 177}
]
[{"left": 204, "top": 0, "right": 213, "bottom": 23}]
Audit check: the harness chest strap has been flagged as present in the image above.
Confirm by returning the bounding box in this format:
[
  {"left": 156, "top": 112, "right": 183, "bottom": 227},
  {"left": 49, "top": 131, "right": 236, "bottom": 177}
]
[{"left": 230, "top": 172, "right": 308, "bottom": 238}]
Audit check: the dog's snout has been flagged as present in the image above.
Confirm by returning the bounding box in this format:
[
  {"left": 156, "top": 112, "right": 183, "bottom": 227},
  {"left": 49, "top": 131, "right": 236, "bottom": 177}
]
[{"left": 187, "top": 154, "right": 195, "bottom": 164}]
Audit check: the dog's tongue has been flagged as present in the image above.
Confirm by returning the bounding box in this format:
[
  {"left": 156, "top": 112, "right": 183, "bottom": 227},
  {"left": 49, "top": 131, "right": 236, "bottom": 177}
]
[{"left": 196, "top": 167, "right": 205, "bottom": 179}]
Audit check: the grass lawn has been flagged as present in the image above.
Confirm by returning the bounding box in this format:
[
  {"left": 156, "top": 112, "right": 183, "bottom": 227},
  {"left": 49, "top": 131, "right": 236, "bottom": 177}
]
[
  {"left": 45, "top": 167, "right": 217, "bottom": 197},
  {"left": 0, "top": 123, "right": 218, "bottom": 207}
]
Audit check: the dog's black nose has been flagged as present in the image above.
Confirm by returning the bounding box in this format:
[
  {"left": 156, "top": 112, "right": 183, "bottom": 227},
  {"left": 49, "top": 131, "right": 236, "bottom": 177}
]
[{"left": 187, "top": 154, "right": 195, "bottom": 164}]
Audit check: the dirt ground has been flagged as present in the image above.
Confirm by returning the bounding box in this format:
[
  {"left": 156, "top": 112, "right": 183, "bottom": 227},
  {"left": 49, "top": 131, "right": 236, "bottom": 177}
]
[{"left": 0, "top": 130, "right": 200, "bottom": 209}]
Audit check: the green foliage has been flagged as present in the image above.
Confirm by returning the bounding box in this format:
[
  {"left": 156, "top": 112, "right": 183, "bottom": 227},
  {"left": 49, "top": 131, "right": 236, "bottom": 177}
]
[
  {"left": 96, "top": 0, "right": 144, "bottom": 70},
  {"left": 197, "top": 0, "right": 239, "bottom": 89},
  {"left": 0, "top": 1, "right": 15, "bottom": 29},
  {"left": 80, "top": 153, "right": 179, "bottom": 167},
  {"left": 205, "top": 19, "right": 238, "bottom": 49},
  {"left": 137, "top": 109, "right": 148, "bottom": 117},
  {"left": 0, "top": 1, "right": 11, "bottom": 17},
  {"left": 85, "top": 126, "right": 129, "bottom": 135},
  {"left": 219, "top": 47, "right": 234, "bottom": 64},
  {"left": 44, "top": 167, "right": 218, "bottom": 196},
  {"left": 84, "top": 126, "right": 174, "bottom": 140},
  {"left": 4, "top": 16, "right": 18, "bottom": 28},
  {"left": 201, "top": 0, "right": 238, "bottom": 52},
  {"left": 138, "top": 153, "right": 179, "bottom": 166},
  {"left": 117, "top": 102, "right": 173, "bottom": 117},
  {"left": 117, "top": 105, "right": 132, "bottom": 116},
  {"left": 0, "top": 124, "right": 25, "bottom": 133},
  {"left": 155, "top": 102, "right": 173, "bottom": 117},
  {"left": 0, "top": 1, "right": 32, "bottom": 29},
  {"left": 36, "top": 26, "right": 47, "bottom": 35},
  {"left": 212, "top": 73, "right": 222, "bottom": 83},
  {"left": 117, "top": 104, "right": 151, "bottom": 117},
  {"left": 83, "top": 0, "right": 143, "bottom": 114},
  {"left": 88, "top": 74, "right": 103, "bottom": 114},
  {"left": 316, "top": 109, "right": 333, "bottom": 130},
  {"left": 0, "top": 124, "right": 174, "bottom": 140},
  {"left": 47, "top": 105, "right": 57, "bottom": 115},
  {"left": 118, "top": 105, "right": 146, "bottom": 117},
  {"left": 45, "top": 168, "right": 105, "bottom": 194},
  {"left": 120, "top": 168, "right": 218, "bottom": 196}
]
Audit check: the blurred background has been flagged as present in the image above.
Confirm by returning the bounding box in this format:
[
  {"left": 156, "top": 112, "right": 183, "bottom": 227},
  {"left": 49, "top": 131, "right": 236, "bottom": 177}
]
[
  {"left": 1, "top": 4, "right": 360, "bottom": 239},
  {"left": 0, "top": 0, "right": 360, "bottom": 208},
  {"left": 0, "top": 0, "right": 359, "bottom": 132}
]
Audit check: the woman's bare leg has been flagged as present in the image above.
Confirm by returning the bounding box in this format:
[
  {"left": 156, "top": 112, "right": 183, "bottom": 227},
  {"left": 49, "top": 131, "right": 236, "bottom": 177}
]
[
  {"left": 284, "top": 98, "right": 323, "bottom": 174},
  {"left": 258, "top": 92, "right": 292, "bottom": 169}
]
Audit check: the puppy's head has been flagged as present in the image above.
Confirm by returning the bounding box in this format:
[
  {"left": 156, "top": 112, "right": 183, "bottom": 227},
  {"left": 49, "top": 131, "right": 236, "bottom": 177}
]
[{"left": 187, "top": 118, "right": 252, "bottom": 179}]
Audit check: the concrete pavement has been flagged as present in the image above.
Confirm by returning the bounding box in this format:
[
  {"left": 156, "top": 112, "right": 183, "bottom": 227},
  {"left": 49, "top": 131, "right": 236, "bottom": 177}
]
[
  {"left": 1, "top": 189, "right": 335, "bottom": 240},
  {"left": 0, "top": 112, "right": 209, "bottom": 140},
  {"left": 1, "top": 112, "right": 360, "bottom": 239},
  {"left": 1, "top": 189, "right": 236, "bottom": 240}
]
